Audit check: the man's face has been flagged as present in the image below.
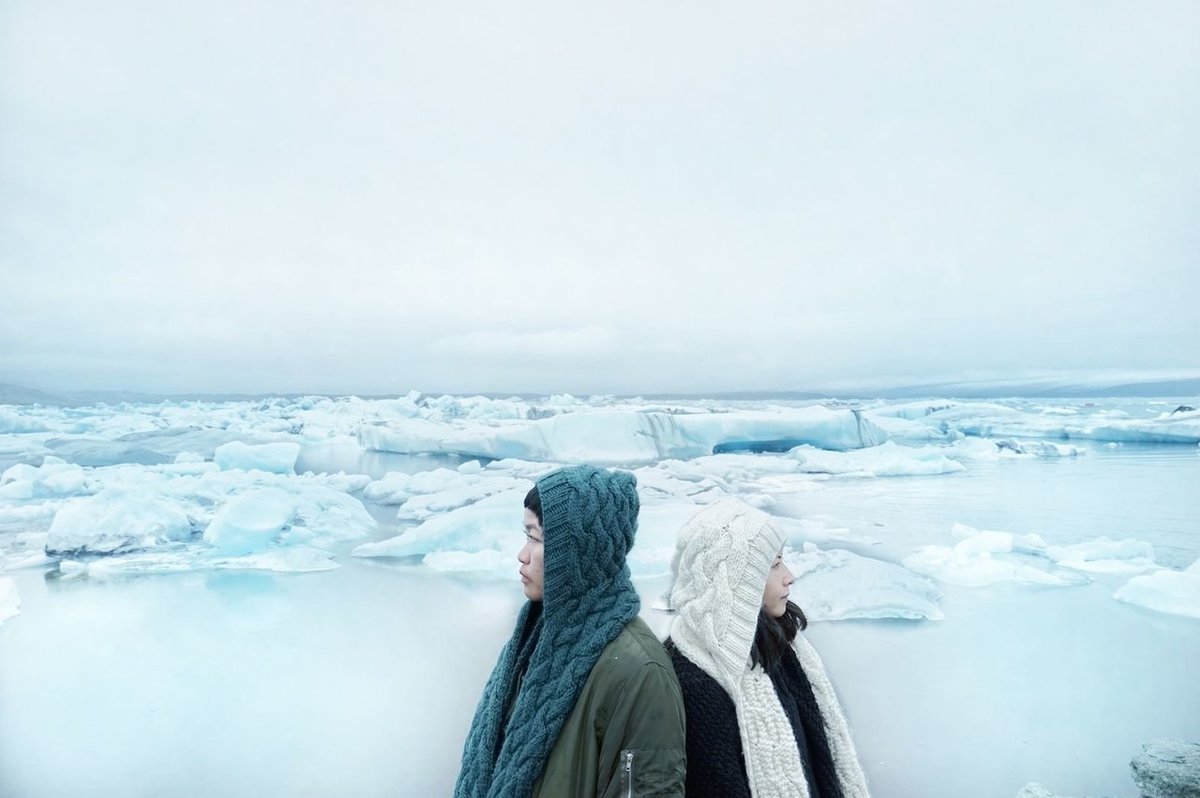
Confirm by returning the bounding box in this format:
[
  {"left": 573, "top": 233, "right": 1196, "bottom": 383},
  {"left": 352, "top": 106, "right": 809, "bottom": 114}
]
[{"left": 518, "top": 507, "right": 545, "bottom": 601}]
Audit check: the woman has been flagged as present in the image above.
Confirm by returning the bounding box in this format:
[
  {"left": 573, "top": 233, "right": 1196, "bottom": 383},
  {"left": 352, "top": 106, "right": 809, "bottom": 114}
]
[
  {"left": 455, "top": 464, "right": 685, "bottom": 798},
  {"left": 666, "top": 499, "right": 870, "bottom": 798}
]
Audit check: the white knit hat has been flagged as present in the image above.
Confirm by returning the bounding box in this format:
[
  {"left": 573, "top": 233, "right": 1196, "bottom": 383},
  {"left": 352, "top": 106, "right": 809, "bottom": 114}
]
[{"left": 669, "top": 498, "right": 784, "bottom": 684}]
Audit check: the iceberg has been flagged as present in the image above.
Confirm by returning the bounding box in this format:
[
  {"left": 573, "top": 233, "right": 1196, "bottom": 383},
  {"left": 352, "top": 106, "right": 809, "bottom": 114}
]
[
  {"left": 361, "top": 407, "right": 888, "bottom": 465},
  {"left": 789, "top": 545, "right": 944, "bottom": 621},
  {"left": 203, "top": 489, "right": 296, "bottom": 555},
  {"left": 904, "top": 526, "right": 1088, "bottom": 588},
  {"left": 1, "top": 457, "right": 94, "bottom": 499},
  {"left": 788, "top": 441, "right": 965, "bottom": 477},
  {"left": 0, "top": 532, "right": 53, "bottom": 571},
  {"left": 26, "top": 458, "right": 376, "bottom": 567},
  {"left": 396, "top": 474, "right": 532, "bottom": 522},
  {"left": 46, "top": 487, "right": 197, "bottom": 556},
  {"left": 0, "top": 576, "right": 18, "bottom": 624},
  {"left": 1114, "top": 560, "right": 1200, "bottom": 619},
  {"left": 353, "top": 487, "right": 527, "bottom": 560},
  {"left": 1045, "top": 538, "right": 1158, "bottom": 574},
  {"left": 361, "top": 467, "right": 536, "bottom": 520},
  {"left": 887, "top": 402, "right": 1200, "bottom": 445},
  {"left": 213, "top": 441, "right": 301, "bottom": 474},
  {"left": 362, "top": 471, "right": 415, "bottom": 504}
]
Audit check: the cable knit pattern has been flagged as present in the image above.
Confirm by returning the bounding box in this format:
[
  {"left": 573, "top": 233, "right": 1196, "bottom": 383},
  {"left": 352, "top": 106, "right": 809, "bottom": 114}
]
[
  {"left": 455, "top": 465, "right": 641, "bottom": 798},
  {"left": 668, "top": 499, "right": 871, "bottom": 798},
  {"left": 739, "top": 668, "right": 809, "bottom": 798}
]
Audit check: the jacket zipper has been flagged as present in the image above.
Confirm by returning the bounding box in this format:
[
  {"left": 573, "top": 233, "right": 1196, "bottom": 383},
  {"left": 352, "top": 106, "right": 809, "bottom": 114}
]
[{"left": 625, "top": 750, "right": 634, "bottom": 798}]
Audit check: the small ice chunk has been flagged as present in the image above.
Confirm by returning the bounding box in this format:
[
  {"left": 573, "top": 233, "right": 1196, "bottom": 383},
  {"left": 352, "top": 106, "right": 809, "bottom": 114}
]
[
  {"left": 951, "top": 523, "right": 1047, "bottom": 553},
  {"left": 1, "top": 460, "right": 92, "bottom": 498},
  {"left": 1046, "top": 537, "right": 1158, "bottom": 574},
  {"left": 1013, "top": 784, "right": 1078, "bottom": 798},
  {"left": 213, "top": 441, "right": 300, "bottom": 474},
  {"left": 457, "top": 460, "right": 484, "bottom": 475},
  {"left": 0, "top": 577, "right": 19, "bottom": 625},
  {"left": 788, "top": 547, "right": 943, "bottom": 621},
  {"left": 1114, "top": 560, "right": 1200, "bottom": 619},
  {"left": 203, "top": 489, "right": 296, "bottom": 555},
  {"left": 46, "top": 487, "right": 195, "bottom": 555},
  {"left": 362, "top": 472, "right": 413, "bottom": 504},
  {"left": 994, "top": 440, "right": 1084, "bottom": 458},
  {"left": 174, "top": 451, "right": 205, "bottom": 464}
]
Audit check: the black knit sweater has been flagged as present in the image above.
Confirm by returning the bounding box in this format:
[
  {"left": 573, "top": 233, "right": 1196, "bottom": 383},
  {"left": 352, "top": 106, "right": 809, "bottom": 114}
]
[{"left": 666, "top": 641, "right": 839, "bottom": 798}]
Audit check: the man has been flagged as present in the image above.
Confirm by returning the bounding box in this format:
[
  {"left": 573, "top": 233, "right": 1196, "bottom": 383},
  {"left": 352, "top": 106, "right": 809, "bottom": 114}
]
[{"left": 455, "top": 464, "right": 686, "bottom": 798}]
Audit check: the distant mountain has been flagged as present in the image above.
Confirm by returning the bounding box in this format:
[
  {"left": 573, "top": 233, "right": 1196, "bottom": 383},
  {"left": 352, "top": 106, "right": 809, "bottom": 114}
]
[
  {"left": 0, "top": 383, "right": 70, "bottom": 405},
  {"left": 2, "top": 374, "right": 1197, "bottom": 406},
  {"left": 855, "top": 376, "right": 1200, "bottom": 399}
]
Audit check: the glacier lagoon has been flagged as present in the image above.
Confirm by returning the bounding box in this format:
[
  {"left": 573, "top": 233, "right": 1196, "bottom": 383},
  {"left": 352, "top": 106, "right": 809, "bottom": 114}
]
[{"left": 1, "top": 394, "right": 1198, "bottom": 797}]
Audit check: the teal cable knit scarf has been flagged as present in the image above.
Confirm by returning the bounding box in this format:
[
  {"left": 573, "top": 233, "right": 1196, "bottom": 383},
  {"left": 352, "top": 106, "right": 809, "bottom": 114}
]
[{"left": 455, "top": 465, "right": 641, "bottom": 798}]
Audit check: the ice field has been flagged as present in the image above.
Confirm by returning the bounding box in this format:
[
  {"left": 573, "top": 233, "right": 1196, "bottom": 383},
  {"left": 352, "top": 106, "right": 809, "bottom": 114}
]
[{"left": 1, "top": 393, "right": 1198, "bottom": 797}]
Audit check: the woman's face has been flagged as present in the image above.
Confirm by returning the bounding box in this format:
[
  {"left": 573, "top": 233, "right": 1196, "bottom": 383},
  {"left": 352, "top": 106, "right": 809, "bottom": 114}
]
[
  {"left": 762, "top": 552, "right": 793, "bottom": 618},
  {"left": 518, "top": 507, "right": 545, "bottom": 601}
]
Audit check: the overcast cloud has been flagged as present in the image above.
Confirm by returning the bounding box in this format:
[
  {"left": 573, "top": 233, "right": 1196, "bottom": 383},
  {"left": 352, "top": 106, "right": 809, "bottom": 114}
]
[{"left": 1, "top": 1, "right": 1197, "bottom": 395}]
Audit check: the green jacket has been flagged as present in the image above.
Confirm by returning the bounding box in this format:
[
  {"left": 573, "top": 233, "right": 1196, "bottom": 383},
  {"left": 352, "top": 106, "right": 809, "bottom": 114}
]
[{"left": 531, "top": 616, "right": 686, "bottom": 798}]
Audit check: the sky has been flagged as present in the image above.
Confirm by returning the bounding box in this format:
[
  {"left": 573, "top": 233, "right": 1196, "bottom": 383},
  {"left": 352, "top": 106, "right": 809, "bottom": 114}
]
[{"left": 1, "top": 1, "right": 1198, "bottom": 396}]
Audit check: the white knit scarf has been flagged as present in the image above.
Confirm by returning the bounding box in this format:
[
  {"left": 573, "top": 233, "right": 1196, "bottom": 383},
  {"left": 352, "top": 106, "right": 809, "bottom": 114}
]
[{"left": 669, "top": 499, "right": 871, "bottom": 798}]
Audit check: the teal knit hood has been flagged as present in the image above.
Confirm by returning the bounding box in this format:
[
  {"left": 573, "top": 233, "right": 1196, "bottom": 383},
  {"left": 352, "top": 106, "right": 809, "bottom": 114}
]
[{"left": 455, "top": 465, "right": 641, "bottom": 798}]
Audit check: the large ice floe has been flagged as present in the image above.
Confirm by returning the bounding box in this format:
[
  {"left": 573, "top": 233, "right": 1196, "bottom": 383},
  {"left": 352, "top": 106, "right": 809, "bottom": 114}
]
[
  {"left": 868, "top": 400, "right": 1200, "bottom": 446},
  {"left": 788, "top": 544, "right": 944, "bottom": 621},
  {"left": 789, "top": 440, "right": 964, "bottom": 477},
  {"left": 0, "top": 444, "right": 376, "bottom": 574},
  {"left": 902, "top": 523, "right": 1161, "bottom": 588},
  {"left": 1114, "top": 559, "right": 1200, "bottom": 619},
  {"left": 359, "top": 406, "right": 888, "bottom": 465}
]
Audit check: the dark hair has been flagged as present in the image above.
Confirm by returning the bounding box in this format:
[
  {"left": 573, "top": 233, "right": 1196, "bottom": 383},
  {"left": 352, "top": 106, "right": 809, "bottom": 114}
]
[
  {"left": 524, "top": 485, "right": 542, "bottom": 526},
  {"left": 749, "top": 600, "right": 808, "bottom": 672}
]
